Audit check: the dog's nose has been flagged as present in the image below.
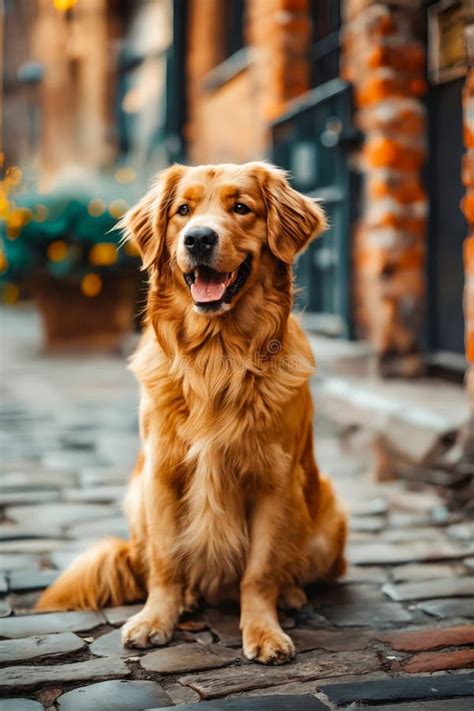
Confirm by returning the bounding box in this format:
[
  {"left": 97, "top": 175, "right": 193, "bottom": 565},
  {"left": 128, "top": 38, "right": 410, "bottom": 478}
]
[{"left": 184, "top": 227, "right": 218, "bottom": 258}]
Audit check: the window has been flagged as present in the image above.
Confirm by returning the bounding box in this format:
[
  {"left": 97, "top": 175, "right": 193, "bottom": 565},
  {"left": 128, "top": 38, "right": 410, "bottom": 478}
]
[
  {"left": 223, "top": 0, "right": 245, "bottom": 59},
  {"left": 310, "top": 0, "right": 341, "bottom": 87}
]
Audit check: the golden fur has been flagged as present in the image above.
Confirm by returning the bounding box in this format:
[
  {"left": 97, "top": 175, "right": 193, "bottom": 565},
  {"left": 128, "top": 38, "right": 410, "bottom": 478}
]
[{"left": 37, "top": 162, "right": 347, "bottom": 664}]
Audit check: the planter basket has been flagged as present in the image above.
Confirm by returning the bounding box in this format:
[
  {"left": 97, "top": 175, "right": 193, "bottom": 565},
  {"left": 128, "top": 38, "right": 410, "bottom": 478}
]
[{"left": 30, "top": 275, "right": 139, "bottom": 350}]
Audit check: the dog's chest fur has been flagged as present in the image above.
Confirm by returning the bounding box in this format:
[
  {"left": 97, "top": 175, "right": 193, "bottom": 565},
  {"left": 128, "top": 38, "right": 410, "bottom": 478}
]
[
  {"left": 139, "top": 365, "right": 287, "bottom": 600},
  {"left": 175, "top": 363, "right": 289, "bottom": 600},
  {"left": 131, "top": 325, "right": 310, "bottom": 602}
]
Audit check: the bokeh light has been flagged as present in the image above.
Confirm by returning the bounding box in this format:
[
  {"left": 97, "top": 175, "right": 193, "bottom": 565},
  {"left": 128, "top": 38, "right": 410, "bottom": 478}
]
[
  {"left": 81, "top": 273, "right": 102, "bottom": 297},
  {"left": 47, "top": 240, "right": 68, "bottom": 262},
  {"left": 115, "top": 167, "right": 137, "bottom": 184},
  {"left": 7, "top": 207, "right": 32, "bottom": 239},
  {"left": 53, "top": 0, "right": 78, "bottom": 11},
  {"left": 109, "top": 199, "right": 128, "bottom": 219},
  {"left": 88, "top": 198, "right": 106, "bottom": 217},
  {"left": 124, "top": 241, "right": 140, "bottom": 257},
  {"left": 0, "top": 192, "right": 8, "bottom": 218},
  {"left": 89, "top": 243, "right": 118, "bottom": 266}
]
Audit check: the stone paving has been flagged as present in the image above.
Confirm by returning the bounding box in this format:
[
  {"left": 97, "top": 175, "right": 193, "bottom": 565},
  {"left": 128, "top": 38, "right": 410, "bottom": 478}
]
[{"left": 0, "top": 306, "right": 473, "bottom": 710}]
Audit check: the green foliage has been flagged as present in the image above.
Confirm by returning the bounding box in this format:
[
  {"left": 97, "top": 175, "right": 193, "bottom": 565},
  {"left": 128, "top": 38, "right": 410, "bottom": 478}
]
[{"left": 1, "top": 174, "right": 141, "bottom": 288}]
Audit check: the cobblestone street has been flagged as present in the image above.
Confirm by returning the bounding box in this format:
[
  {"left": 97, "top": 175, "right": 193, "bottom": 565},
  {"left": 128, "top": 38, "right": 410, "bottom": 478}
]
[{"left": 0, "top": 306, "right": 473, "bottom": 710}]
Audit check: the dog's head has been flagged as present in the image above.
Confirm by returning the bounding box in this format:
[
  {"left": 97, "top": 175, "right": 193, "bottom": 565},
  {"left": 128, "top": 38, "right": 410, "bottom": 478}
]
[{"left": 122, "top": 162, "right": 326, "bottom": 316}]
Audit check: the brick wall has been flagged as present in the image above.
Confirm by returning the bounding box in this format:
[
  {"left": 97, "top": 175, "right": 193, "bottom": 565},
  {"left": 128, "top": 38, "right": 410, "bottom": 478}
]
[
  {"left": 461, "top": 26, "right": 474, "bottom": 451},
  {"left": 185, "top": 0, "right": 312, "bottom": 164},
  {"left": 342, "top": 0, "right": 427, "bottom": 376},
  {"left": 246, "top": 0, "right": 311, "bottom": 122}
]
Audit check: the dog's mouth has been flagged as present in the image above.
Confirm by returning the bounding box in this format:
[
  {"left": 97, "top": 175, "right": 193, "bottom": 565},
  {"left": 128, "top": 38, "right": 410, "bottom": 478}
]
[{"left": 183, "top": 254, "right": 252, "bottom": 311}]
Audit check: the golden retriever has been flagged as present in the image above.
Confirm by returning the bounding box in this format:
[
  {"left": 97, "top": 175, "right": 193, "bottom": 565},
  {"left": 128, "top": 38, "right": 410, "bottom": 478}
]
[{"left": 37, "top": 162, "right": 347, "bottom": 664}]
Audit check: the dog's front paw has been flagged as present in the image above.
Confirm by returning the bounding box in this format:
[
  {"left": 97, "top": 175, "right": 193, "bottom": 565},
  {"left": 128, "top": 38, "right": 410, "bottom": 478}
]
[
  {"left": 121, "top": 610, "right": 174, "bottom": 649},
  {"left": 243, "top": 625, "right": 295, "bottom": 665}
]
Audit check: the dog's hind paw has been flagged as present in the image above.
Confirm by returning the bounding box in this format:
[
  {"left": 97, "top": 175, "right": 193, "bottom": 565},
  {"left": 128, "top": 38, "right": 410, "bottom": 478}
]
[
  {"left": 182, "top": 587, "right": 200, "bottom": 613},
  {"left": 278, "top": 584, "right": 308, "bottom": 611}
]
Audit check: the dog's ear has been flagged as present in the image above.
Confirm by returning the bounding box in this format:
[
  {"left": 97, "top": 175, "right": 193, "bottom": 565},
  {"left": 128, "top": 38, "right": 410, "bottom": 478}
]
[
  {"left": 255, "top": 163, "right": 327, "bottom": 264},
  {"left": 120, "top": 164, "right": 186, "bottom": 271}
]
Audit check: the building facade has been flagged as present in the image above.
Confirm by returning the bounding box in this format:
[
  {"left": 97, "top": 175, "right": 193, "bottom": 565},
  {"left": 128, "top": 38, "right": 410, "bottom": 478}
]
[
  {"left": 183, "top": 0, "right": 472, "bottom": 386},
  {"left": 3, "top": 0, "right": 183, "bottom": 186},
  {"left": 3, "top": 0, "right": 473, "bottom": 428}
]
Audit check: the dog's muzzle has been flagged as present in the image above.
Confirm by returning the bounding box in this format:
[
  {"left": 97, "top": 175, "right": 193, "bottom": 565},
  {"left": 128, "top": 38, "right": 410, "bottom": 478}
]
[{"left": 184, "top": 254, "right": 252, "bottom": 312}]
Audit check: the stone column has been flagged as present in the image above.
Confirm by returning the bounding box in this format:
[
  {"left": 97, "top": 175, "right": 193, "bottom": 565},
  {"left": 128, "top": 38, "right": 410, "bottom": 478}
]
[
  {"left": 342, "top": 0, "right": 427, "bottom": 377},
  {"left": 461, "top": 24, "right": 474, "bottom": 459}
]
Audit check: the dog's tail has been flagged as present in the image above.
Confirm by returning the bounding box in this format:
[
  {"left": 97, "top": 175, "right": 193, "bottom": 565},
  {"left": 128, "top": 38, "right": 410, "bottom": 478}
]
[{"left": 36, "top": 537, "right": 144, "bottom": 611}]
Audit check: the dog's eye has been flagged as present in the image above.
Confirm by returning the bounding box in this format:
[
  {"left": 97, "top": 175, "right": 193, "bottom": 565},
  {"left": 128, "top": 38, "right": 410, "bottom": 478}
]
[
  {"left": 233, "top": 203, "right": 251, "bottom": 215},
  {"left": 177, "top": 204, "right": 190, "bottom": 216}
]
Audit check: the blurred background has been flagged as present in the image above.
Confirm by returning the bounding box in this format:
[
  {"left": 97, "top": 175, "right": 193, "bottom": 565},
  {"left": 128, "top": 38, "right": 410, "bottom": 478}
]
[
  {"left": 1, "top": 0, "right": 474, "bottom": 490},
  {"left": 1, "top": 6, "right": 474, "bottom": 691}
]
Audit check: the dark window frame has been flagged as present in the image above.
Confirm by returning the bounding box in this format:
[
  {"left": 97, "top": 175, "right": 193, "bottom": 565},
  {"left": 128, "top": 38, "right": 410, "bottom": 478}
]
[
  {"left": 310, "top": 0, "right": 341, "bottom": 87},
  {"left": 222, "top": 0, "right": 245, "bottom": 61}
]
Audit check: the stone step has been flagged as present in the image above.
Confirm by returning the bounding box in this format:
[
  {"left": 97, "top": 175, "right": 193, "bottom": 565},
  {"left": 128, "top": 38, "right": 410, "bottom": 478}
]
[{"left": 308, "top": 334, "right": 468, "bottom": 466}]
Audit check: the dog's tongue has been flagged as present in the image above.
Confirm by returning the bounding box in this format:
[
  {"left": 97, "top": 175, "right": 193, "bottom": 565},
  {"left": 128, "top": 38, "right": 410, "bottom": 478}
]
[{"left": 191, "top": 270, "right": 227, "bottom": 303}]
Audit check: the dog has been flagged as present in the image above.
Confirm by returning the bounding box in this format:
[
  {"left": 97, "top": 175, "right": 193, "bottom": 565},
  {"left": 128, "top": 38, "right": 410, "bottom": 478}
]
[{"left": 37, "top": 162, "right": 347, "bottom": 664}]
